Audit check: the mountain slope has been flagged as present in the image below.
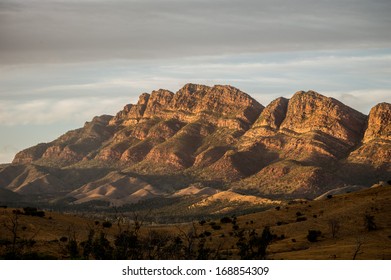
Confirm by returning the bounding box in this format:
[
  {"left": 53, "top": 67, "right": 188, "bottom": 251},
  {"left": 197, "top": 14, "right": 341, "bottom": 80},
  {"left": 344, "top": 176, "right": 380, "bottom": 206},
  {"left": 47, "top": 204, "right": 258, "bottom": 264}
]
[{"left": 2, "top": 84, "right": 390, "bottom": 208}]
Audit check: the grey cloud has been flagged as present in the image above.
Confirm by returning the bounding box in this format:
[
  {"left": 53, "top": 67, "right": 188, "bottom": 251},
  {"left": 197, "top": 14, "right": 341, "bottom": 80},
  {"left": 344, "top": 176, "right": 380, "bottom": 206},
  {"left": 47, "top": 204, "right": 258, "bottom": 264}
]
[{"left": 1, "top": 0, "right": 390, "bottom": 64}]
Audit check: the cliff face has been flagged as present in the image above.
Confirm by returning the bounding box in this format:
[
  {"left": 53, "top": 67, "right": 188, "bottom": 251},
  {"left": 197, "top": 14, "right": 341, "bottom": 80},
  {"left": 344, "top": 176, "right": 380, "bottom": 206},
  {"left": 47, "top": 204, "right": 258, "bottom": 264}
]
[
  {"left": 347, "top": 102, "right": 391, "bottom": 169},
  {"left": 254, "top": 97, "right": 289, "bottom": 130},
  {"left": 7, "top": 84, "right": 391, "bottom": 201},
  {"left": 363, "top": 102, "right": 391, "bottom": 143},
  {"left": 280, "top": 91, "right": 367, "bottom": 145},
  {"left": 111, "top": 84, "right": 263, "bottom": 129}
]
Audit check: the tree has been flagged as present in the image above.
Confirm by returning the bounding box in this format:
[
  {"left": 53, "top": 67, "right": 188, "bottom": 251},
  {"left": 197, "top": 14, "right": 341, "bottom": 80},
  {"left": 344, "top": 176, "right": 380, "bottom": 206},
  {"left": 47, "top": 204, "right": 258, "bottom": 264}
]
[
  {"left": 352, "top": 236, "right": 364, "bottom": 260},
  {"left": 364, "top": 213, "right": 376, "bottom": 231},
  {"left": 328, "top": 219, "right": 340, "bottom": 238},
  {"left": 236, "top": 226, "right": 273, "bottom": 259},
  {"left": 307, "top": 230, "right": 321, "bottom": 242}
]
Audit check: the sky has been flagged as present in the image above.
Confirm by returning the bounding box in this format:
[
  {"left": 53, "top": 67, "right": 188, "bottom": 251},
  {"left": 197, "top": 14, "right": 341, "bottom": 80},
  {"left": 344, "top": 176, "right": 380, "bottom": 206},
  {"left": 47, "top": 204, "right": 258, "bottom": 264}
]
[{"left": 1, "top": 0, "right": 391, "bottom": 163}]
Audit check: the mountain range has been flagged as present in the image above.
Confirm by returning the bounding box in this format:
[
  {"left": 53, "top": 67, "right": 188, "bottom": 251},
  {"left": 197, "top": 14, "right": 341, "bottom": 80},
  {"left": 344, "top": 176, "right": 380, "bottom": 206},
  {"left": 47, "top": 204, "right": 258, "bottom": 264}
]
[{"left": 1, "top": 84, "right": 390, "bottom": 215}]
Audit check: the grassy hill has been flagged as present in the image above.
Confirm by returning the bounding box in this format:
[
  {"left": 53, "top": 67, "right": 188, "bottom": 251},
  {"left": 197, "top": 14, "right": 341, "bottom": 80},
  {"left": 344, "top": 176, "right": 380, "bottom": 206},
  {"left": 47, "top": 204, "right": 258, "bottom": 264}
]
[{"left": 1, "top": 186, "right": 390, "bottom": 259}]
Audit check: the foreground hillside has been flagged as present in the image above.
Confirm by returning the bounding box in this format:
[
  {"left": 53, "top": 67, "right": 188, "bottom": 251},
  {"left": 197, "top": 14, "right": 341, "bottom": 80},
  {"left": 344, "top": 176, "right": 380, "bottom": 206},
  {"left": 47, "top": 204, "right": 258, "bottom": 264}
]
[
  {"left": 1, "top": 84, "right": 390, "bottom": 212},
  {"left": 1, "top": 185, "right": 390, "bottom": 259}
]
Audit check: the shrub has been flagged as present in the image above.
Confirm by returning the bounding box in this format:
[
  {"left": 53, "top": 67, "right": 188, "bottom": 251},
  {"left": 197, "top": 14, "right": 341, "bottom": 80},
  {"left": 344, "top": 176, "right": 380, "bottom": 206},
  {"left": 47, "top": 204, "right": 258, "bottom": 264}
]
[
  {"left": 12, "top": 209, "right": 22, "bottom": 215},
  {"left": 22, "top": 207, "right": 45, "bottom": 217},
  {"left": 211, "top": 224, "right": 221, "bottom": 230},
  {"left": 220, "top": 217, "right": 232, "bottom": 224},
  {"left": 35, "top": 211, "right": 45, "bottom": 217},
  {"left": 307, "top": 230, "right": 321, "bottom": 242},
  {"left": 66, "top": 239, "right": 80, "bottom": 259},
  {"left": 102, "top": 221, "right": 112, "bottom": 228},
  {"left": 296, "top": 216, "right": 307, "bottom": 222},
  {"left": 59, "top": 236, "right": 68, "bottom": 243}
]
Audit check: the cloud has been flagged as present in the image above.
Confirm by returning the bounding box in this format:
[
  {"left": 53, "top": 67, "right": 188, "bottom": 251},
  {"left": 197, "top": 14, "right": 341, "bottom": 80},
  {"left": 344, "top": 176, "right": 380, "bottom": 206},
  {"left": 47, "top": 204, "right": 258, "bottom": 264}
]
[
  {"left": 325, "top": 89, "right": 391, "bottom": 114},
  {"left": 0, "top": 144, "right": 18, "bottom": 163},
  {"left": 1, "top": 0, "right": 390, "bottom": 64},
  {"left": 1, "top": 49, "right": 390, "bottom": 120},
  {"left": 0, "top": 96, "right": 130, "bottom": 126}
]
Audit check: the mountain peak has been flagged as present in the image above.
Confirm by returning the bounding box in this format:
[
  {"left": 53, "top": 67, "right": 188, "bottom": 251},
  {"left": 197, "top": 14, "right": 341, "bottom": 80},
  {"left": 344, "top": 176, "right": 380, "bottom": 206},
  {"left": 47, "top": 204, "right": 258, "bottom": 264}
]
[
  {"left": 255, "top": 97, "right": 289, "bottom": 129},
  {"left": 111, "top": 84, "right": 263, "bottom": 129},
  {"left": 364, "top": 102, "right": 391, "bottom": 143},
  {"left": 280, "top": 90, "right": 367, "bottom": 145},
  {"left": 177, "top": 83, "right": 211, "bottom": 95}
]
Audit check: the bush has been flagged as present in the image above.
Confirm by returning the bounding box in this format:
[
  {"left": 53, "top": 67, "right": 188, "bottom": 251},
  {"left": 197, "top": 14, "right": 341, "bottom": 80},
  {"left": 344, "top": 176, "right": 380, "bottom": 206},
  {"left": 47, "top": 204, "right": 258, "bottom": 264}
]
[
  {"left": 307, "top": 230, "right": 321, "bottom": 242},
  {"left": 59, "top": 236, "right": 68, "bottom": 242},
  {"left": 220, "top": 217, "right": 232, "bottom": 224},
  {"left": 66, "top": 239, "right": 80, "bottom": 259},
  {"left": 296, "top": 216, "right": 307, "bottom": 222},
  {"left": 102, "top": 221, "right": 112, "bottom": 228},
  {"left": 22, "top": 207, "right": 45, "bottom": 217},
  {"left": 211, "top": 224, "right": 221, "bottom": 230},
  {"left": 35, "top": 211, "right": 45, "bottom": 217},
  {"left": 364, "top": 214, "right": 376, "bottom": 231}
]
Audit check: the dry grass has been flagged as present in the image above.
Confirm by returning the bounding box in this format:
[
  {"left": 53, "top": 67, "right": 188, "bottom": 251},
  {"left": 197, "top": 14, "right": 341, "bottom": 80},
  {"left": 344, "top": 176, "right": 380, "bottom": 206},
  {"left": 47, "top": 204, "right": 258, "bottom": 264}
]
[{"left": 1, "top": 186, "right": 390, "bottom": 259}]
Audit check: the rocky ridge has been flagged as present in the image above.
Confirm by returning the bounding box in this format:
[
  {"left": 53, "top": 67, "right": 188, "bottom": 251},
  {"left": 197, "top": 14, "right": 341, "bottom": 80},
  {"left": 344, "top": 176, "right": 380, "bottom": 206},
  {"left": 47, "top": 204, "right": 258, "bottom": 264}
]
[{"left": 3, "top": 84, "right": 391, "bottom": 208}]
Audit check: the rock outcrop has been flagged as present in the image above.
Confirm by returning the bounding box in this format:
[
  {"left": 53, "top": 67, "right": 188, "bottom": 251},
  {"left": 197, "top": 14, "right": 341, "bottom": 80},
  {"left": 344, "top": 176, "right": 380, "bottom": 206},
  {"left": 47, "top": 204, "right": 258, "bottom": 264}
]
[
  {"left": 363, "top": 102, "right": 391, "bottom": 143},
  {"left": 254, "top": 97, "right": 289, "bottom": 129},
  {"left": 280, "top": 91, "right": 367, "bottom": 146}
]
